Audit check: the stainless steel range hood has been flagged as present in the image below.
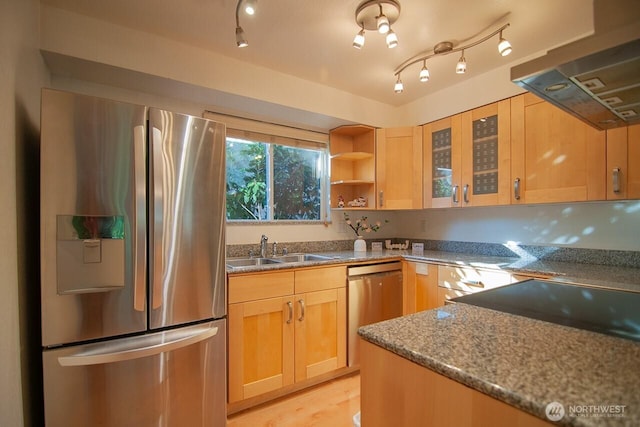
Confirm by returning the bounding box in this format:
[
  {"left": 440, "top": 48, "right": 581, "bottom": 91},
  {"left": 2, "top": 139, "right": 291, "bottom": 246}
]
[{"left": 511, "top": 2, "right": 640, "bottom": 130}]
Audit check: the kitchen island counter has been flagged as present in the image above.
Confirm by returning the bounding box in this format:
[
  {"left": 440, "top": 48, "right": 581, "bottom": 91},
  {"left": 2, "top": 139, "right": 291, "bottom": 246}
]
[{"left": 358, "top": 302, "right": 640, "bottom": 426}]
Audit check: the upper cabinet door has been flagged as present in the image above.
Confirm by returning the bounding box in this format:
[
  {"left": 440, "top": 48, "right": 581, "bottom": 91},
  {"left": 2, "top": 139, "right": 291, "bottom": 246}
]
[
  {"left": 376, "top": 127, "right": 423, "bottom": 209},
  {"left": 422, "top": 115, "right": 462, "bottom": 208},
  {"left": 606, "top": 124, "right": 640, "bottom": 200},
  {"left": 511, "top": 93, "right": 606, "bottom": 204},
  {"left": 460, "top": 100, "right": 512, "bottom": 207}
]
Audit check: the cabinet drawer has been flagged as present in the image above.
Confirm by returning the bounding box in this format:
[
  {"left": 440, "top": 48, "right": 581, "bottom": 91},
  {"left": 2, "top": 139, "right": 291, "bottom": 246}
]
[
  {"left": 229, "top": 271, "right": 295, "bottom": 303},
  {"left": 438, "top": 265, "right": 513, "bottom": 293},
  {"left": 295, "top": 266, "right": 346, "bottom": 293}
]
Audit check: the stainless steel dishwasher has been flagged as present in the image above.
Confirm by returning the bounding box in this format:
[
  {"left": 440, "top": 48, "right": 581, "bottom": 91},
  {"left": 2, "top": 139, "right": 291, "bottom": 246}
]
[{"left": 348, "top": 261, "right": 403, "bottom": 367}]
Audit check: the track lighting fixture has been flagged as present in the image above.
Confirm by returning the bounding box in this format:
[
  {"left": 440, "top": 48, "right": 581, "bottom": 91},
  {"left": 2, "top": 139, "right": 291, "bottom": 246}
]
[
  {"left": 393, "top": 22, "right": 512, "bottom": 93},
  {"left": 376, "top": 7, "right": 390, "bottom": 34},
  {"left": 498, "top": 30, "right": 512, "bottom": 56},
  {"left": 456, "top": 50, "right": 467, "bottom": 74},
  {"left": 386, "top": 29, "right": 398, "bottom": 48},
  {"left": 234, "top": 0, "right": 257, "bottom": 48},
  {"left": 353, "top": 25, "right": 366, "bottom": 49},
  {"left": 419, "top": 61, "right": 430, "bottom": 82},
  {"left": 353, "top": 0, "right": 401, "bottom": 49},
  {"left": 235, "top": 26, "right": 248, "bottom": 48},
  {"left": 394, "top": 75, "right": 404, "bottom": 93},
  {"left": 243, "top": 0, "right": 257, "bottom": 15}
]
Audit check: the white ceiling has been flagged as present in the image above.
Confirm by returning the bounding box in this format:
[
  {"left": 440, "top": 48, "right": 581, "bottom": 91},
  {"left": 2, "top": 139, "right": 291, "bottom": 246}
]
[{"left": 41, "top": 0, "right": 594, "bottom": 107}]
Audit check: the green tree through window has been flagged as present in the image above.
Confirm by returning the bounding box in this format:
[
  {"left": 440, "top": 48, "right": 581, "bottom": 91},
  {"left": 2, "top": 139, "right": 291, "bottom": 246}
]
[{"left": 226, "top": 136, "right": 326, "bottom": 221}]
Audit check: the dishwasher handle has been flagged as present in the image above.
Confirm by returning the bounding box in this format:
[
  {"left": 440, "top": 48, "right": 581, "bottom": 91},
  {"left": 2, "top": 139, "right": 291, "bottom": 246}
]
[{"left": 347, "top": 261, "right": 402, "bottom": 277}]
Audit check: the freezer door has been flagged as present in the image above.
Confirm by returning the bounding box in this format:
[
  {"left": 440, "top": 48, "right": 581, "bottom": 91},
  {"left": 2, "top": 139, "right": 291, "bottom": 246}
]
[
  {"left": 40, "top": 89, "right": 148, "bottom": 347},
  {"left": 43, "top": 319, "right": 226, "bottom": 427},
  {"left": 148, "top": 109, "right": 226, "bottom": 329}
]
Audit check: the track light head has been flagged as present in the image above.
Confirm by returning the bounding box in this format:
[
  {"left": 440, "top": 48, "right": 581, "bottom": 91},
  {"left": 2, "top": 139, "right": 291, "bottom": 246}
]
[
  {"left": 243, "top": 0, "right": 257, "bottom": 15},
  {"left": 353, "top": 27, "right": 366, "bottom": 49},
  {"left": 394, "top": 75, "right": 403, "bottom": 93},
  {"left": 419, "top": 62, "right": 430, "bottom": 82},
  {"left": 377, "top": 13, "right": 390, "bottom": 34},
  {"left": 456, "top": 51, "right": 467, "bottom": 74},
  {"left": 236, "top": 26, "right": 248, "bottom": 48},
  {"left": 386, "top": 29, "right": 398, "bottom": 48},
  {"left": 498, "top": 31, "right": 512, "bottom": 56}
]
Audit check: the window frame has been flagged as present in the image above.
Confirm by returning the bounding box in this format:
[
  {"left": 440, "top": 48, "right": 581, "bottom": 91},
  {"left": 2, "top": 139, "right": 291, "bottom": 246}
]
[{"left": 205, "top": 111, "right": 330, "bottom": 223}]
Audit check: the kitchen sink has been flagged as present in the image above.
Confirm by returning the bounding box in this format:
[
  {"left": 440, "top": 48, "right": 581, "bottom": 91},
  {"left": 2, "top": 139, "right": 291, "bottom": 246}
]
[
  {"left": 226, "top": 253, "right": 333, "bottom": 268},
  {"left": 273, "top": 253, "right": 333, "bottom": 263},
  {"left": 226, "top": 257, "right": 283, "bottom": 268}
]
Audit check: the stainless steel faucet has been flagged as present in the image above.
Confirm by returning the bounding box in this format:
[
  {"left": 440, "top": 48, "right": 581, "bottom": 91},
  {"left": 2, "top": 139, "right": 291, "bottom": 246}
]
[{"left": 260, "top": 234, "right": 268, "bottom": 258}]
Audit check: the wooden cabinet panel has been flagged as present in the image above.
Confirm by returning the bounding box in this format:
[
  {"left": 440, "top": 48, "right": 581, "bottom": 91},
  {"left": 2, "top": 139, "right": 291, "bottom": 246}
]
[
  {"left": 228, "top": 296, "right": 295, "bottom": 403},
  {"left": 376, "top": 126, "right": 423, "bottom": 209},
  {"left": 403, "top": 261, "right": 439, "bottom": 314},
  {"left": 229, "top": 271, "right": 294, "bottom": 304},
  {"left": 360, "top": 340, "right": 553, "bottom": 427},
  {"left": 423, "top": 116, "right": 461, "bottom": 208},
  {"left": 607, "top": 123, "right": 640, "bottom": 199},
  {"left": 460, "top": 100, "right": 512, "bottom": 207},
  {"left": 294, "top": 287, "right": 347, "bottom": 382},
  {"left": 295, "top": 265, "right": 346, "bottom": 293},
  {"left": 228, "top": 265, "right": 348, "bottom": 405},
  {"left": 423, "top": 100, "right": 510, "bottom": 209},
  {"left": 511, "top": 93, "right": 606, "bottom": 204}
]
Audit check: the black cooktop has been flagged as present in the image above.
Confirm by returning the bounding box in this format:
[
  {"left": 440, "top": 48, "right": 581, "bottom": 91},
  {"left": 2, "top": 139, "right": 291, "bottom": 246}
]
[{"left": 453, "top": 279, "right": 640, "bottom": 342}]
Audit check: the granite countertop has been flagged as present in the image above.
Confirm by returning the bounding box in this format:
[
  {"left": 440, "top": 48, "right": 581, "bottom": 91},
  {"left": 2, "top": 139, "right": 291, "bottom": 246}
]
[
  {"left": 358, "top": 303, "right": 640, "bottom": 427},
  {"left": 226, "top": 249, "right": 640, "bottom": 292}
]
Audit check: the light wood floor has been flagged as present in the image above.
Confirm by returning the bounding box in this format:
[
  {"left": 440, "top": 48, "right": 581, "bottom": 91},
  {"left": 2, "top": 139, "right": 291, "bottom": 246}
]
[{"left": 227, "top": 373, "right": 361, "bottom": 427}]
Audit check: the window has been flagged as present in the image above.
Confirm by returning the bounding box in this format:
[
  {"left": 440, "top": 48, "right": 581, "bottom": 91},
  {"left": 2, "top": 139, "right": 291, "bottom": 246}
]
[{"left": 204, "top": 112, "right": 329, "bottom": 222}]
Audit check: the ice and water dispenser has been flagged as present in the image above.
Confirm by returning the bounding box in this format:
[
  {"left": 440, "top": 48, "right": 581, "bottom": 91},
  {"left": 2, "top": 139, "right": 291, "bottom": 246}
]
[{"left": 56, "top": 215, "right": 126, "bottom": 294}]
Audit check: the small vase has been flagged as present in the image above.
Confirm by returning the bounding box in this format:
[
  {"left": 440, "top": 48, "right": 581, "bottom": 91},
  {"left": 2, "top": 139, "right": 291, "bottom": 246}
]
[{"left": 354, "top": 236, "right": 366, "bottom": 252}]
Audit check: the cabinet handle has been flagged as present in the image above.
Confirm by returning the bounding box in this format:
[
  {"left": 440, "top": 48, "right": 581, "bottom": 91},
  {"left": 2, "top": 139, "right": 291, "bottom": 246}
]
[
  {"left": 379, "top": 191, "right": 384, "bottom": 207},
  {"left": 461, "top": 279, "right": 484, "bottom": 288},
  {"left": 452, "top": 185, "right": 459, "bottom": 204},
  {"left": 514, "top": 178, "right": 521, "bottom": 200},
  {"left": 298, "top": 299, "right": 305, "bottom": 322},
  {"left": 463, "top": 184, "right": 469, "bottom": 204},
  {"left": 286, "top": 301, "right": 293, "bottom": 324},
  {"left": 612, "top": 168, "right": 621, "bottom": 193}
]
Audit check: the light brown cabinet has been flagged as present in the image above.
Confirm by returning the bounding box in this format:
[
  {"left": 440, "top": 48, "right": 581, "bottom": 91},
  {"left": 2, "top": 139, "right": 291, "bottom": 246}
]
[
  {"left": 360, "top": 339, "right": 553, "bottom": 427},
  {"left": 606, "top": 123, "right": 640, "bottom": 200},
  {"left": 402, "top": 260, "right": 439, "bottom": 314},
  {"left": 228, "top": 266, "right": 346, "bottom": 405},
  {"left": 376, "top": 126, "right": 423, "bottom": 209},
  {"left": 422, "top": 115, "right": 461, "bottom": 208},
  {"left": 436, "top": 265, "right": 540, "bottom": 306},
  {"left": 329, "top": 125, "right": 376, "bottom": 209},
  {"left": 423, "top": 100, "right": 511, "bottom": 208},
  {"left": 511, "top": 92, "right": 606, "bottom": 204}
]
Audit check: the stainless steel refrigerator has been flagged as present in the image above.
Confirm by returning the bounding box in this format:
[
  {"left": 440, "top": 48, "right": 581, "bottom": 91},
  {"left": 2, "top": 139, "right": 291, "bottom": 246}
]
[{"left": 40, "top": 88, "right": 227, "bottom": 426}]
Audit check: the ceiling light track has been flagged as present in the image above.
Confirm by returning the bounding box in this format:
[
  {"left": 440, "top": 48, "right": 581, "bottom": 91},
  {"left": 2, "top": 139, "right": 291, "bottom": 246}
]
[{"left": 393, "top": 22, "right": 512, "bottom": 93}]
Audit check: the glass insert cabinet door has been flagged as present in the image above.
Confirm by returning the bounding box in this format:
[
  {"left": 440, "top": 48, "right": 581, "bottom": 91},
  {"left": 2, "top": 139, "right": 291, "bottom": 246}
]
[{"left": 423, "top": 100, "right": 511, "bottom": 208}]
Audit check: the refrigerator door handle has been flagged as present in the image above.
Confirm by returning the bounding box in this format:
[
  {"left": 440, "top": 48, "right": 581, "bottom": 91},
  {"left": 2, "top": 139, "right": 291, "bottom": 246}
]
[
  {"left": 57, "top": 325, "right": 219, "bottom": 367},
  {"left": 150, "top": 126, "right": 164, "bottom": 310},
  {"left": 133, "top": 125, "right": 147, "bottom": 312}
]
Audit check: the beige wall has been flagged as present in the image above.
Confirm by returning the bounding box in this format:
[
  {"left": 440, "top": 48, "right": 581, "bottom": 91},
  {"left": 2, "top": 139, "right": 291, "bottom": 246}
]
[{"left": 1, "top": 1, "right": 49, "bottom": 426}]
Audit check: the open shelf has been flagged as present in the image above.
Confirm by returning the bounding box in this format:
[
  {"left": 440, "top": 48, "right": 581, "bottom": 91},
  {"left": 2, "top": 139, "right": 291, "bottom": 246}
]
[{"left": 329, "top": 125, "right": 376, "bottom": 210}]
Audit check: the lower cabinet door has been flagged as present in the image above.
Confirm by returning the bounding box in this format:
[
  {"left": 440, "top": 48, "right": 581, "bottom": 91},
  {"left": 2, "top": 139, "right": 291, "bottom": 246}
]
[
  {"left": 228, "top": 297, "right": 294, "bottom": 402},
  {"left": 294, "top": 288, "right": 347, "bottom": 382}
]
